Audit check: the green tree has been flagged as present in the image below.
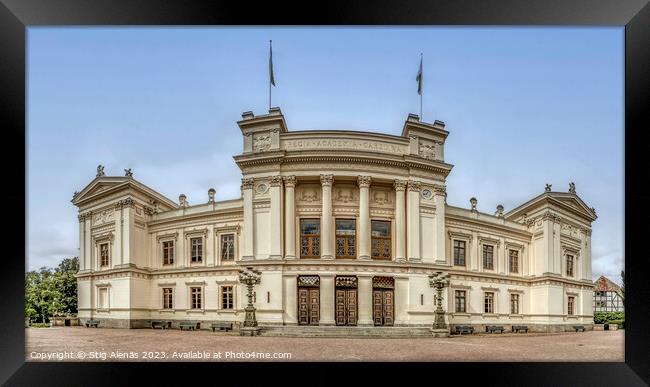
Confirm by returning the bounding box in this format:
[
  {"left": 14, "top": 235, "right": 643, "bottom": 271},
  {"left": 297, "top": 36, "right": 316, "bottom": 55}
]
[{"left": 25, "top": 257, "right": 78, "bottom": 323}]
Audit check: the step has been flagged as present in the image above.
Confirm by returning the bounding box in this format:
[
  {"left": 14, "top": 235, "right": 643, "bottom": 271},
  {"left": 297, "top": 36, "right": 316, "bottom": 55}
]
[{"left": 257, "top": 326, "right": 441, "bottom": 338}]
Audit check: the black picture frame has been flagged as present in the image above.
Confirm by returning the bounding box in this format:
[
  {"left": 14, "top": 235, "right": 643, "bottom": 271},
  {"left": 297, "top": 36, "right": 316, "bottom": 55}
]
[{"left": 2, "top": 0, "right": 648, "bottom": 385}]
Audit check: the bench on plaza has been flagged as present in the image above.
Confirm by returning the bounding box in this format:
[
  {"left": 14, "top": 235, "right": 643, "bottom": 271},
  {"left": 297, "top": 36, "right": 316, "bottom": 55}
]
[
  {"left": 573, "top": 325, "right": 585, "bottom": 332},
  {"left": 512, "top": 325, "right": 529, "bottom": 333},
  {"left": 85, "top": 319, "right": 99, "bottom": 328},
  {"left": 179, "top": 321, "right": 198, "bottom": 331},
  {"left": 151, "top": 320, "right": 171, "bottom": 329},
  {"left": 486, "top": 325, "right": 504, "bottom": 334},
  {"left": 211, "top": 322, "right": 233, "bottom": 332},
  {"left": 454, "top": 325, "right": 474, "bottom": 335}
]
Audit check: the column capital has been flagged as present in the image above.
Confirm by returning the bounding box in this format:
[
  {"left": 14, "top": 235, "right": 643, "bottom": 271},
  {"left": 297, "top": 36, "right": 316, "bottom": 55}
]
[
  {"left": 320, "top": 174, "right": 334, "bottom": 186},
  {"left": 433, "top": 183, "right": 447, "bottom": 196},
  {"left": 357, "top": 175, "right": 372, "bottom": 188},
  {"left": 393, "top": 179, "right": 408, "bottom": 191},
  {"left": 408, "top": 180, "right": 422, "bottom": 192},
  {"left": 241, "top": 178, "right": 255, "bottom": 190},
  {"left": 283, "top": 175, "right": 297, "bottom": 187},
  {"left": 269, "top": 175, "right": 284, "bottom": 187}
]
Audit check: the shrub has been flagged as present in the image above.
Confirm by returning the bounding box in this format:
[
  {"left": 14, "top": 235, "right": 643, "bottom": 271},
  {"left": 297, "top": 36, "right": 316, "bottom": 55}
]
[
  {"left": 608, "top": 319, "right": 625, "bottom": 329},
  {"left": 594, "top": 312, "right": 624, "bottom": 324},
  {"left": 30, "top": 323, "right": 50, "bottom": 328}
]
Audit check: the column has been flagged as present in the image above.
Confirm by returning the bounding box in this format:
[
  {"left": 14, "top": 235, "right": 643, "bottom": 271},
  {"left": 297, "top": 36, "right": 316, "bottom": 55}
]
[
  {"left": 320, "top": 174, "right": 334, "bottom": 260},
  {"left": 406, "top": 180, "right": 421, "bottom": 262},
  {"left": 583, "top": 229, "right": 592, "bottom": 281},
  {"left": 319, "top": 274, "right": 335, "bottom": 325},
  {"left": 358, "top": 176, "right": 372, "bottom": 260},
  {"left": 283, "top": 275, "right": 298, "bottom": 325},
  {"left": 241, "top": 178, "right": 255, "bottom": 260},
  {"left": 84, "top": 215, "right": 92, "bottom": 271},
  {"left": 78, "top": 214, "right": 86, "bottom": 271},
  {"left": 284, "top": 176, "right": 297, "bottom": 259},
  {"left": 269, "top": 176, "right": 283, "bottom": 259},
  {"left": 433, "top": 184, "right": 447, "bottom": 264},
  {"left": 470, "top": 231, "right": 479, "bottom": 271},
  {"left": 394, "top": 180, "right": 407, "bottom": 262},
  {"left": 357, "top": 275, "right": 373, "bottom": 326},
  {"left": 394, "top": 276, "right": 409, "bottom": 325},
  {"left": 121, "top": 199, "right": 135, "bottom": 267},
  {"left": 113, "top": 204, "right": 122, "bottom": 267}
]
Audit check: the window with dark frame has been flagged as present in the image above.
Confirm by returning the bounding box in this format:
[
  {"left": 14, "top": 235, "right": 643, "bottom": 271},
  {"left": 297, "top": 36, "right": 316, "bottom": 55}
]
[
  {"left": 371, "top": 220, "right": 391, "bottom": 260},
  {"left": 483, "top": 245, "right": 494, "bottom": 270},
  {"left": 335, "top": 219, "right": 356, "bottom": 259},
  {"left": 566, "top": 254, "right": 574, "bottom": 277},
  {"left": 455, "top": 290, "right": 466, "bottom": 313},
  {"left": 162, "top": 287, "right": 173, "bottom": 309},
  {"left": 221, "top": 234, "right": 235, "bottom": 260},
  {"left": 162, "top": 240, "right": 174, "bottom": 265},
  {"left": 300, "top": 219, "right": 321, "bottom": 258},
  {"left": 510, "top": 293, "right": 520, "bottom": 314},
  {"left": 568, "top": 296, "right": 575, "bottom": 315},
  {"left": 453, "top": 240, "right": 466, "bottom": 266},
  {"left": 221, "top": 286, "right": 233, "bottom": 309},
  {"left": 190, "top": 237, "right": 203, "bottom": 263},
  {"left": 190, "top": 287, "right": 202, "bottom": 309},
  {"left": 100, "top": 243, "right": 109, "bottom": 267},
  {"left": 509, "top": 249, "right": 519, "bottom": 273},
  {"left": 484, "top": 292, "right": 494, "bottom": 313}
]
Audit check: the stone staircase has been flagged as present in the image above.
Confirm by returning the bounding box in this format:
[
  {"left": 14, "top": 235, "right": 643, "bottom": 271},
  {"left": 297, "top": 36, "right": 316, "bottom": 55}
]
[{"left": 258, "top": 325, "right": 446, "bottom": 338}]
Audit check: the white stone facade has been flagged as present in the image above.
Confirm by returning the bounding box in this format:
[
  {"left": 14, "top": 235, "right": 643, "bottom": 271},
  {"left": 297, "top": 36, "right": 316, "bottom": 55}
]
[{"left": 72, "top": 108, "right": 597, "bottom": 332}]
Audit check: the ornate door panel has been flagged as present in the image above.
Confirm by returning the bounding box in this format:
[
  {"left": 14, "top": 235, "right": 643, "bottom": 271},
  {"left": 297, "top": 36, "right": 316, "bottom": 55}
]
[
  {"left": 346, "top": 289, "right": 357, "bottom": 325},
  {"left": 373, "top": 290, "right": 383, "bottom": 325},
  {"left": 382, "top": 290, "right": 394, "bottom": 326},
  {"left": 308, "top": 289, "right": 320, "bottom": 325},
  {"left": 298, "top": 288, "right": 310, "bottom": 325},
  {"left": 372, "top": 277, "right": 395, "bottom": 326},
  {"left": 335, "top": 289, "right": 358, "bottom": 326},
  {"left": 336, "top": 290, "right": 347, "bottom": 325}
]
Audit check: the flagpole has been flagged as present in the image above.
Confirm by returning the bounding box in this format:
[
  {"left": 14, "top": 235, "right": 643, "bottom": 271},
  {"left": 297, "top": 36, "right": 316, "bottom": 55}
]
[
  {"left": 420, "top": 53, "right": 423, "bottom": 120},
  {"left": 269, "top": 40, "right": 272, "bottom": 111}
]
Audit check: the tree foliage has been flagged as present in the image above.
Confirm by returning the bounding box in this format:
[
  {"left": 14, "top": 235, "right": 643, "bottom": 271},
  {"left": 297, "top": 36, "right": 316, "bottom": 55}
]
[{"left": 25, "top": 257, "right": 79, "bottom": 323}]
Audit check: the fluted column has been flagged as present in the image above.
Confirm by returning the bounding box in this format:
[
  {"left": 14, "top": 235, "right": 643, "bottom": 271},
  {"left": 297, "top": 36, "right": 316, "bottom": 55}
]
[
  {"left": 433, "top": 184, "right": 447, "bottom": 264},
  {"left": 284, "top": 176, "right": 297, "bottom": 259},
  {"left": 269, "top": 175, "right": 283, "bottom": 259},
  {"left": 358, "top": 176, "right": 372, "bottom": 260},
  {"left": 394, "top": 180, "right": 407, "bottom": 262},
  {"left": 241, "top": 178, "right": 255, "bottom": 260},
  {"left": 78, "top": 214, "right": 86, "bottom": 271},
  {"left": 407, "top": 180, "right": 422, "bottom": 262},
  {"left": 320, "top": 174, "right": 334, "bottom": 260}
]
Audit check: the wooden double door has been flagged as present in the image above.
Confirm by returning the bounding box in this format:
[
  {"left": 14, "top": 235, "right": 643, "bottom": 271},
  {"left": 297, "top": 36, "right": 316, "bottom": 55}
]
[
  {"left": 373, "top": 289, "right": 394, "bottom": 326},
  {"left": 335, "top": 289, "right": 358, "bottom": 326},
  {"left": 298, "top": 287, "right": 320, "bottom": 325}
]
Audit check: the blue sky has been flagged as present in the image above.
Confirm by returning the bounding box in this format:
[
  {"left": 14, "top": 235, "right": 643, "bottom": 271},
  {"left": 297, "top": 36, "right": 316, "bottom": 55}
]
[{"left": 27, "top": 27, "right": 624, "bottom": 284}]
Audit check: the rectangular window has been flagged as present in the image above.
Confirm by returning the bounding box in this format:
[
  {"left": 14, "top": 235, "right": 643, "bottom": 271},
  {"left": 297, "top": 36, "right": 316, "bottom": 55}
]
[
  {"left": 335, "top": 219, "right": 356, "bottom": 259},
  {"left": 510, "top": 293, "right": 520, "bottom": 314},
  {"left": 371, "top": 220, "right": 391, "bottom": 260},
  {"left": 509, "top": 249, "right": 519, "bottom": 273},
  {"left": 453, "top": 240, "right": 466, "bottom": 266},
  {"left": 162, "top": 241, "right": 174, "bottom": 265},
  {"left": 221, "top": 234, "right": 235, "bottom": 260},
  {"left": 98, "top": 287, "right": 108, "bottom": 309},
  {"left": 566, "top": 255, "right": 574, "bottom": 277},
  {"left": 100, "top": 243, "right": 109, "bottom": 267},
  {"left": 190, "top": 287, "right": 202, "bottom": 309},
  {"left": 483, "top": 245, "right": 494, "bottom": 270},
  {"left": 484, "top": 292, "right": 494, "bottom": 314},
  {"left": 162, "top": 288, "right": 173, "bottom": 309},
  {"left": 455, "top": 290, "right": 466, "bottom": 313},
  {"left": 568, "top": 296, "right": 575, "bottom": 316},
  {"left": 221, "top": 286, "right": 233, "bottom": 309},
  {"left": 190, "top": 237, "right": 203, "bottom": 263},
  {"left": 300, "top": 219, "right": 321, "bottom": 258}
]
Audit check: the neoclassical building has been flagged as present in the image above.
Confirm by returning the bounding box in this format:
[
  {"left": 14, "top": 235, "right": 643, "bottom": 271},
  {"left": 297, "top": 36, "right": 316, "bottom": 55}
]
[{"left": 72, "top": 108, "right": 597, "bottom": 333}]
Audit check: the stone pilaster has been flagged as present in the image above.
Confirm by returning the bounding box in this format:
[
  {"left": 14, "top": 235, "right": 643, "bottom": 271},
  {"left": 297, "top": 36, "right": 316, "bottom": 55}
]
[
  {"left": 433, "top": 184, "right": 447, "bottom": 264},
  {"left": 269, "top": 175, "right": 283, "bottom": 259},
  {"left": 320, "top": 174, "right": 334, "bottom": 260},
  {"left": 284, "top": 176, "right": 297, "bottom": 260},
  {"left": 241, "top": 178, "right": 255, "bottom": 260},
  {"left": 319, "top": 274, "right": 336, "bottom": 325},
  {"left": 394, "top": 180, "right": 407, "bottom": 262},
  {"left": 407, "top": 180, "right": 422, "bottom": 262},
  {"left": 357, "top": 176, "right": 372, "bottom": 260},
  {"left": 357, "top": 274, "right": 374, "bottom": 326},
  {"left": 283, "top": 275, "right": 298, "bottom": 325}
]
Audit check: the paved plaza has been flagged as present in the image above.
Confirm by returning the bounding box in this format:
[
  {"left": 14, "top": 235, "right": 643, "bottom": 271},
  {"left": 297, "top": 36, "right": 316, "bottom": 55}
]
[{"left": 26, "top": 327, "right": 624, "bottom": 362}]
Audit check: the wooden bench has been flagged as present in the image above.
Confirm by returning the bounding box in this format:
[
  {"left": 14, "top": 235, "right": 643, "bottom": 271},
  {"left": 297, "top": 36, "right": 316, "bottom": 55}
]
[
  {"left": 486, "top": 325, "right": 504, "bottom": 334},
  {"left": 211, "top": 322, "right": 233, "bottom": 332},
  {"left": 512, "top": 325, "right": 529, "bottom": 333},
  {"left": 151, "top": 320, "right": 171, "bottom": 329},
  {"left": 85, "top": 319, "right": 99, "bottom": 328},
  {"left": 455, "top": 325, "right": 474, "bottom": 335},
  {"left": 179, "top": 322, "right": 198, "bottom": 331},
  {"left": 573, "top": 325, "right": 585, "bottom": 332}
]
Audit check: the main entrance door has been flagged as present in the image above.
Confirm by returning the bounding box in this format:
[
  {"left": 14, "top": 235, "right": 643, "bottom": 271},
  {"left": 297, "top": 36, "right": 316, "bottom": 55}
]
[
  {"left": 335, "top": 276, "right": 358, "bottom": 326},
  {"left": 297, "top": 276, "right": 320, "bottom": 326},
  {"left": 372, "top": 277, "right": 395, "bottom": 326}
]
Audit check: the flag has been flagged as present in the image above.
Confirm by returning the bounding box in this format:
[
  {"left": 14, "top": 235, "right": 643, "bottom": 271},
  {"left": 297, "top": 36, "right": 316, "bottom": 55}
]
[
  {"left": 416, "top": 54, "right": 422, "bottom": 95},
  {"left": 269, "top": 40, "right": 276, "bottom": 87}
]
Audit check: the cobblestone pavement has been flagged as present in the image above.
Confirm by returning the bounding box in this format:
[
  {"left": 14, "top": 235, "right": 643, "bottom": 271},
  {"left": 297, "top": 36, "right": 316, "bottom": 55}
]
[{"left": 26, "top": 327, "right": 624, "bottom": 362}]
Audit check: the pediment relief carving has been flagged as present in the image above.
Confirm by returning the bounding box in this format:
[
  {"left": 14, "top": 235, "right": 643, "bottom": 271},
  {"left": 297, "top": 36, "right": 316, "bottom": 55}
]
[
  {"left": 370, "top": 189, "right": 394, "bottom": 207},
  {"left": 93, "top": 209, "right": 114, "bottom": 225},
  {"left": 418, "top": 140, "right": 436, "bottom": 160},
  {"left": 334, "top": 186, "right": 357, "bottom": 204},
  {"left": 252, "top": 133, "right": 271, "bottom": 152},
  {"left": 297, "top": 185, "right": 321, "bottom": 203}
]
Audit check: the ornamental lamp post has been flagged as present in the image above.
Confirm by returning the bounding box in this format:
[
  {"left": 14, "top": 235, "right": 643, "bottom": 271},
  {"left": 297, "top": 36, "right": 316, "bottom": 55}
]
[
  {"left": 238, "top": 266, "right": 262, "bottom": 336},
  {"left": 429, "top": 271, "right": 450, "bottom": 335}
]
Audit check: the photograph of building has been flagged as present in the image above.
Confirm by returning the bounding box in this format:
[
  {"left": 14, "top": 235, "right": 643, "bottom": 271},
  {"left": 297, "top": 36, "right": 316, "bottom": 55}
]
[{"left": 71, "top": 107, "right": 597, "bottom": 333}]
